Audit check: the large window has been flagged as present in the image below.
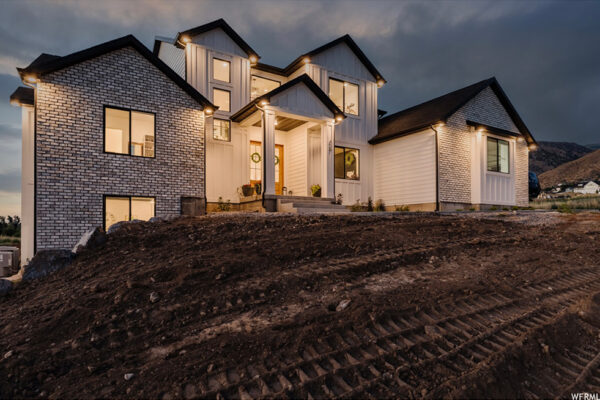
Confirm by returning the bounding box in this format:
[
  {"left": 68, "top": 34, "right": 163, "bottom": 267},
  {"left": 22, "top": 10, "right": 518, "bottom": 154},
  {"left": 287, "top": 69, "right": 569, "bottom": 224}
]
[
  {"left": 329, "top": 78, "right": 359, "bottom": 116},
  {"left": 335, "top": 146, "right": 360, "bottom": 180},
  {"left": 250, "top": 140, "right": 262, "bottom": 184},
  {"left": 213, "top": 88, "right": 230, "bottom": 112},
  {"left": 487, "top": 137, "right": 510, "bottom": 173},
  {"left": 213, "top": 119, "right": 230, "bottom": 141},
  {"left": 213, "top": 58, "right": 230, "bottom": 82},
  {"left": 105, "top": 107, "right": 155, "bottom": 157},
  {"left": 104, "top": 196, "right": 155, "bottom": 230},
  {"left": 251, "top": 75, "right": 280, "bottom": 100}
]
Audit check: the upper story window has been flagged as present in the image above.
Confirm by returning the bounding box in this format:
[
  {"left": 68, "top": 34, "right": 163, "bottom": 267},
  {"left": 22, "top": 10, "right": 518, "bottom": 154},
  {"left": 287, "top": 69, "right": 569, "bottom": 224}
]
[
  {"left": 334, "top": 146, "right": 360, "bottom": 180},
  {"left": 213, "top": 58, "right": 230, "bottom": 83},
  {"left": 213, "top": 119, "right": 231, "bottom": 141},
  {"left": 104, "top": 106, "right": 155, "bottom": 158},
  {"left": 213, "top": 88, "right": 230, "bottom": 112},
  {"left": 487, "top": 137, "right": 510, "bottom": 173},
  {"left": 329, "top": 78, "right": 359, "bottom": 116},
  {"left": 251, "top": 75, "right": 280, "bottom": 100}
]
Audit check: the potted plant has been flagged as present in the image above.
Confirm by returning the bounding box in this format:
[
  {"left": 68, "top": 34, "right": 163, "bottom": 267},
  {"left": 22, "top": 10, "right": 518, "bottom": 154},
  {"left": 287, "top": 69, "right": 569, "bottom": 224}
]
[
  {"left": 311, "top": 184, "right": 321, "bottom": 198},
  {"left": 241, "top": 184, "right": 254, "bottom": 197}
]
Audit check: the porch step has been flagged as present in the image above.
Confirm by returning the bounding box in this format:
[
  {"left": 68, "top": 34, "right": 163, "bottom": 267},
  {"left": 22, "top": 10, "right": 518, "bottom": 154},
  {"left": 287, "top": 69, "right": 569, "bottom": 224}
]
[{"left": 277, "top": 197, "right": 349, "bottom": 214}]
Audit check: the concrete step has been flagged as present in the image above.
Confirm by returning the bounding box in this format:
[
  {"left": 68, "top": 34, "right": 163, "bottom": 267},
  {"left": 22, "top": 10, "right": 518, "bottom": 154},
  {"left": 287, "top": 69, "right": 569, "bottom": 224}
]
[
  {"left": 278, "top": 196, "right": 335, "bottom": 204},
  {"left": 296, "top": 207, "right": 350, "bottom": 214},
  {"left": 290, "top": 201, "right": 345, "bottom": 209}
]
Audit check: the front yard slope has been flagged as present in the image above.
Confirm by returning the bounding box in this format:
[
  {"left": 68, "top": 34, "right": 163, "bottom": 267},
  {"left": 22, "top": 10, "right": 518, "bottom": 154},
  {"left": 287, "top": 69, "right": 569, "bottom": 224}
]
[{"left": 1, "top": 213, "right": 600, "bottom": 398}]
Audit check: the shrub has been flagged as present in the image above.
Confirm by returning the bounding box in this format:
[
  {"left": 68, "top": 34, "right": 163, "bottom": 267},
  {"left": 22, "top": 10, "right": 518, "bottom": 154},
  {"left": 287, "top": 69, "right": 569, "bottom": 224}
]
[
  {"left": 557, "top": 203, "right": 573, "bottom": 214},
  {"left": 350, "top": 200, "right": 363, "bottom": 212},
  {"left": 336, "top": 193, "right": 343, "bottom": 205},
  {"left": 217, "top": 197, "right": 231, "bottom": 212},
  {"left": 367, "top": 197, "right": 374, "bottom": 212},
  {"left": 469, "top": 207, "right": 476, "bottom": 212},
  {"left": 395, "top": 205, "right": 409, "bottom": 212},
  {"left": 375, "top": 199, "right": 386, "bottom": 212},
  {"left": 503, "top": 207, "right": 510, "bottom": 211},
  {"left": 489, "top": 206, "right": 498, "bottom": 211}
]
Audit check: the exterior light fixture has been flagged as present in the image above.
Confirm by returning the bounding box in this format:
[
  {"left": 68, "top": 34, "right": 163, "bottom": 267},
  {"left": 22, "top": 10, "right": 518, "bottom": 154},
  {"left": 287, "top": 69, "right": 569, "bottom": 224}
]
[
  {"left": 24, "top": 75, "right": 38, "bottom": 84},
  {"left": 274, "top": 120, "right": 278, "bottom": 126},
  {"left": 335, "top": 115, "right": 343, "bottom": 122},
  {"left": 10, "top": 99, "right": 19, "bottom": 106},
  {"left": 249, "top": 55, "right": 258, "bottom": 64},
  {"left": 517, "top": 137, "right": 524, "bottom": 143},
  {"left": 259, "top": 100, "right": 268, "bottom": 106},
  {"left": 204, "top": 108, "right": 213, "bottom": 115},
  {"left": 377, "top": 79, "right": 385, "bottom": 88},
  {"left": 181, "top": 36, "right": 191, "bottom": 44},
  {"left": 529, "top": 144, "right": 538, "bottom": 151},
  {"left": 303, "top": 57, "right": 310, "bottom": 64},
  {"left": 437, "top": 122, "right": 445, "bottom": 128}
]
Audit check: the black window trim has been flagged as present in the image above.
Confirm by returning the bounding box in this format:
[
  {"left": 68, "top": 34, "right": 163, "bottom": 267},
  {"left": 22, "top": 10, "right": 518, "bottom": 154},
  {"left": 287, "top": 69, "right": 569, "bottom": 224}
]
[
  {"left": 334, "top": 145, "right": 360, "bottom": 181},
  {"left": 329, "top": 77, "right": 359, "bottom": 116},
  {"left": 486, "top": 136, "right": 510, "bottom": 174},
  {"left": 212, "top": 57, "right": 232, "bottom": 83},
  {"left": 213, "top": 118, "right": 231, "bottom": 142},
  {"left": 212, "top": 87, "right": 231, "bottom": 113},
  {"left": 103, "top": 105, "right": 156, "bottom": 158},
  {"left": 103, "top": 194, "right": 157, "bottom": 231}
]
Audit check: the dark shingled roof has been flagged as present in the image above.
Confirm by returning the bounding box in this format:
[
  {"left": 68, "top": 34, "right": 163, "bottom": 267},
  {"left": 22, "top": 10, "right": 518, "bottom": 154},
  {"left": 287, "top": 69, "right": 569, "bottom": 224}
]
[
  {"left": 174, "top": 18, "right": 260, "bottom": 60},
  {"left": 231, "top": 74, "right": 345, "bottom": 123},
  {"left": 10, "top": 86, "right": 34, "bottom": 106},
  {"left": 17, "top": 35, "right": 215, "bottom": 110},
  {"left": 371, "top": 77, "right": 536, "bottom": 145}
]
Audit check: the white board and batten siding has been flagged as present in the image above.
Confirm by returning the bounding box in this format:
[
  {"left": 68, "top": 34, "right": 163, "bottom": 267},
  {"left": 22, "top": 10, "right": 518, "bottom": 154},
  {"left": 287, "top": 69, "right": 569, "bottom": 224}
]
[
  {"left": 269, "top": 83, "right": 334, "bottom": 120},
  {"left": 373, "top": 130, "right": 437, "bottom": 206},
  {"left": 300, "top": 42, "right": 379, "bottom": 204}
]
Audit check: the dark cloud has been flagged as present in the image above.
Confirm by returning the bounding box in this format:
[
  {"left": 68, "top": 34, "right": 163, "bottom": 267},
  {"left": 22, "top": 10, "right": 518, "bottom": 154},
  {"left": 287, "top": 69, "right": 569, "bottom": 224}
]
[
  {"left": 0, "top": 123, "right": 20, "bottom": 140},
  {"left": 0, "top": 170, "right": 20, "bottom": 192}
]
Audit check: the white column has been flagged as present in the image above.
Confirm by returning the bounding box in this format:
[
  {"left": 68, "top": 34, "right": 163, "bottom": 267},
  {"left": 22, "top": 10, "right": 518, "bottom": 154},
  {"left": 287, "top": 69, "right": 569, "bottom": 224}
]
[
  {"left": 322, "top": 120, "right": 335, "bottom": 199},
  {"left": 263, "top": 109, "right": 276, "bottom": 195}
]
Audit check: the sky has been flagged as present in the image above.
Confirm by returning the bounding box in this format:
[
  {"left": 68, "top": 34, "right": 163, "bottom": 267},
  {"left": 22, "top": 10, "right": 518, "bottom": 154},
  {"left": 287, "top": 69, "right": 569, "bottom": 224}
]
[{"left": 1, "top": 0, "right": 599, "bottom": 216}]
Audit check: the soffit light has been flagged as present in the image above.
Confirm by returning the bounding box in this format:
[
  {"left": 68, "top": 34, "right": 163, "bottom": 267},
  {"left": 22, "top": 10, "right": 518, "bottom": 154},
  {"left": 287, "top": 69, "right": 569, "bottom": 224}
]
[
  {"left": 204, "top": 108, "right": 213, "bottom": 114},
  {"left": 181, "top": 36, "right": 191, "bottom": 44},
  {"left": 303, "top": 57, "right": 310, "bottom": 64},
  {"left": 24, "top": 75, "right": 38, "bottom": 84},
  {"left": 377, "top": 79, "right": 385, "bottom": 88},
  {"left": 335, "top": 115, "right": 343, "bottom": 122},
  {"left": 249, "top": 55, "right": 258, "bottom": 64},
  {"left": 259, "top": 100, "right": 269, "bottom": 106}
]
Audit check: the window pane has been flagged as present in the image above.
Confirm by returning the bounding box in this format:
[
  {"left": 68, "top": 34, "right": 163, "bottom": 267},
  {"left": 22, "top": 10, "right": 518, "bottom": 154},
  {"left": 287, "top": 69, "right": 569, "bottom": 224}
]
[
  {"left": 213, "top": 89, "right": 230, "bottom": 112},
  {"left": 345, "top": 148, "right": 359, "bottom": 180},
  {"left": 251, "top": 76, "right": 280, "bottom": 100},
  {"left": 250, "top": 141, "right": 262, "bottom": 183},
  {"left": 499, "top": 139, "right": 509, "bottom": 173},
  {"left": 131, "top": 197, "right": 155, "bottom": 221},
  {"left": 213, "top": 119, "right": 230, "bottom": 141},
  {"left": 213, "top": 58, "right": 230, "bottom": 82},
  {"left": 131, "top": 111, "right": 154, "bottom": 157},
  {"left": 487, "top": 138, "right": 498, "bottom": 172},
  {"left": 105, "top": 197, "right": 130, "bottom": 230},
  {"left": 105, "top": 108, "right": 129, "bottom": 154},
  {"left": 329, "top": 79, "right": 344, "bottom": 111},
  {"left": 334, "top": 146, "right": 345, "bottom": 179},
  {"left": 344, "top": 82, "right": 359, "bottom": 115}
]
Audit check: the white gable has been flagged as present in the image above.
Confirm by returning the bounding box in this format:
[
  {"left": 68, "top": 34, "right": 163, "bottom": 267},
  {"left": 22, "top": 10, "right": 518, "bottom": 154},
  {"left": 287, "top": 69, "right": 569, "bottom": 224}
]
[
  {"left": 310, "top": 42, "right": 375, "bottom": 82},
  {"left": 270, "top": 82, "right": 334, "bottom": 120},
  {"left": 457, "top": 86, "right": 520, "bottom": 133},
  {"left": 191, "top": 28, "right": 247, "bottom": 58}
]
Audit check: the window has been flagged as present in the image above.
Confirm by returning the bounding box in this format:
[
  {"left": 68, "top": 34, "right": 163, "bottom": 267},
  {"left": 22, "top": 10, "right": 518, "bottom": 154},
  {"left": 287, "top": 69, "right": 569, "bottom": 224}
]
[
  {"left": 105, "top": 107, "right": 155, "bottom": 157},
  {"left": 487, "top": 137, "right": 510, "bottom": 173},
  {"left": 213, "top": 58, "right": 230, "bottom": 82},
  {"left": 329, "top": 78, "right": 359, "bottom": 115},
  {"left": 213, "top": 88, "right": 230, "bottom": 112},
  {"left": 104, "top": 196, "right": 155, "bottom": 230},
  {"left": 251, "top": 75, "right": 280, "bottom": 100},
  {"left": 213, "top": 119, "right": 230, "bottom": 141},
  {"left": 334, "top": 146, "right": 359, "bottom": 180},
  {"left": 250, "top": 141, "right": 262, "bottom": 184}
]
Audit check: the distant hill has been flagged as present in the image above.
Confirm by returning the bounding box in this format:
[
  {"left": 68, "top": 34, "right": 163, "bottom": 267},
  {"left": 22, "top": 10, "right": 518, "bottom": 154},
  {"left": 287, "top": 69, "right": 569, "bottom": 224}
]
[
  {"left": 538, "top": 149, "right": 600, "bottom": 189},
  {"left": 586, "top": 143, "right": 600, "bottom": 150},
  {"left": 529, "top": 141, "right": 593, "bottom": 175}
]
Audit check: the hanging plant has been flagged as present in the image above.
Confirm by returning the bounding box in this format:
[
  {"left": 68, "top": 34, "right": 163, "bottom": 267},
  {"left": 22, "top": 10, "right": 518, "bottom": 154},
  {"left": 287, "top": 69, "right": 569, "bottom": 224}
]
[
  {"left": 250, "top": 152, "right": 262, "bottom": 163},
  {"left": 345, "top": 151, "right": 356, "bottom": 166},
  {"left": 274, "top": 155, "right": 280, "bottom": 165}
]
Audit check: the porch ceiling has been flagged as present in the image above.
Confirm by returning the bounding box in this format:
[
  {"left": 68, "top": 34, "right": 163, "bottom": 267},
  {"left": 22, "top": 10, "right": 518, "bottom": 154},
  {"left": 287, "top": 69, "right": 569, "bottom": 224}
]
[{"left": 253, "top": 115, "right": 306, "bottom": 131}]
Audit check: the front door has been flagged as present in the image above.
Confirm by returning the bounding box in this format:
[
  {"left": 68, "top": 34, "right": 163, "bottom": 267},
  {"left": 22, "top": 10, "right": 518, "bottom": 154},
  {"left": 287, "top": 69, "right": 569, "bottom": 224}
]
[{"left": 275, "top": 144, "right": 284, "bottom": 195}]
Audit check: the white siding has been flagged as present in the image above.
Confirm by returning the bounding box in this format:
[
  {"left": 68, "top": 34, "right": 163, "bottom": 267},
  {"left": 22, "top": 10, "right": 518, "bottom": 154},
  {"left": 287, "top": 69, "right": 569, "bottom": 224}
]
[
  {"left": 373, "top": 131, "right": 437, "bottom": 206},
  {"left": 157, "top": 41, "right": 185, "bottom": 78},
  {"left": 21, "top": 106, "right": 35, "bottom": 265},
  {"left": 285, "top": 125, "right": 308, "bottom": 196},
  {"left": 310, "top": 42, "right": 375, "bottom": 82},
  {"left": 269, "top": 83, "right": 334, "bottom": 120},
  {"left": 191, "top": 28, "right": 248, "bottom": 58}
]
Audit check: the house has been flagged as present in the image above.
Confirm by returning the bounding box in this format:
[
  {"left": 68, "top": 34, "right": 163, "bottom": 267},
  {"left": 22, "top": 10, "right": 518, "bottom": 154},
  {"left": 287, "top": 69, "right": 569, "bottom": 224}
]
[
  {"left": 11, "top": 18, "right": 537, "bottom": 264},
  {"left": 573, "top": 181, "right": 600, "bottom": 194}
]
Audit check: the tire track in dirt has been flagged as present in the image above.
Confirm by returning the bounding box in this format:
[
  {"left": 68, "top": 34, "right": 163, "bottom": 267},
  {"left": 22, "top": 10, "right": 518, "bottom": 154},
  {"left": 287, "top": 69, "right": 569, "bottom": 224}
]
[{"left": 196, "top": 268, "right": 600, "bottom": 398}]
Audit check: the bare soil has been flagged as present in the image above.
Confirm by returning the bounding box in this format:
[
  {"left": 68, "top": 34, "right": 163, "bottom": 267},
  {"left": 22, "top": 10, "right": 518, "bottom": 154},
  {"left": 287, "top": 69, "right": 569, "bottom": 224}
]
[{"left": 1, "top": 212, "right": 600, "bottom": 399}]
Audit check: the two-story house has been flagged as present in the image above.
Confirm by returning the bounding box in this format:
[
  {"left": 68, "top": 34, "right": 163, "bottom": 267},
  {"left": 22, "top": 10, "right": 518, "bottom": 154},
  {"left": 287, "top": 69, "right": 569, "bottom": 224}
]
[{"left": 11, "top": 18, "right": 537, "bottom": 264}]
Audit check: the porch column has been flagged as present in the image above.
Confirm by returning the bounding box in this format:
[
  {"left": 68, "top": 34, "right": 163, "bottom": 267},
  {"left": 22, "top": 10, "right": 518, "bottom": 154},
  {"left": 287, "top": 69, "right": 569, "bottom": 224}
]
[
  {"left": 263, "top": 108, "right": 276, "bottom": 196},
  {"left": 322, "top": 120, "right": 335, "bottom": 199}
]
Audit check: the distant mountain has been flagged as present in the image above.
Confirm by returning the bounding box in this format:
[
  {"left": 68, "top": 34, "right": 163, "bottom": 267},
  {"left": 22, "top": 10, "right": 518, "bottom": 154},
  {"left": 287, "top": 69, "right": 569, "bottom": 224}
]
[
  {"left": 538, "top": 149, "right": 600, "bottom": 189},
  {"left": 586, "top": 143, "right": 600, "bottom": 150},
  {"left": 529, "top": 141, "right": 593, "bottom": 175}
]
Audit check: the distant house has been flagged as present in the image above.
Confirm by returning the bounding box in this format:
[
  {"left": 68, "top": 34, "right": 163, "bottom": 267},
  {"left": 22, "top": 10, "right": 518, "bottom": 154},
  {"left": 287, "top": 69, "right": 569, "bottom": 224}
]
[{"left": 574, "top": 181, "right": 600, "bottom": 195}]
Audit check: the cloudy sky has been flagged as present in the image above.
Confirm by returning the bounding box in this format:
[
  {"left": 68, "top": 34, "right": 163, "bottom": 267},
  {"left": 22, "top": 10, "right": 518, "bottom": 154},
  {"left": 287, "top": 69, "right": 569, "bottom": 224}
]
[{"left": 1, "top": 0, "right": 599, "bottom": 215}]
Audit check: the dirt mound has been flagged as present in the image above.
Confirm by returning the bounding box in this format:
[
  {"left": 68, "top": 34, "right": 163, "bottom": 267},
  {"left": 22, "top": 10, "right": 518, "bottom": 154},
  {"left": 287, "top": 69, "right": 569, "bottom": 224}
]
[{"left": 1, "top": 213, "right": 599, "bottom": 398}]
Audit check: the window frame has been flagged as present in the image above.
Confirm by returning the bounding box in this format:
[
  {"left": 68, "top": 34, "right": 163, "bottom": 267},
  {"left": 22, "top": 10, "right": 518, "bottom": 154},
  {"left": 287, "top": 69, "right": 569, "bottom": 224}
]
[
  {"left": 328, "top": 77, "right": 359, "bottom": 116},
  {"left": 334, "top": 145, "right": 360, "bottom": 181},
  {"left": 250, "top": 75, "right": 281, "bottom": 100},
  {"left": 103, "top": 105, "right": 156, "bottom": 159},
  {"left": 212, "top": 88, "right": 231, "bottom": 113},
  {"left": 213, "top": 118, "right": 231, "bottom": 142},
  {"left": 486, "top": 136, "right": 510, "bottom": 174},
  {"left": 103, "top": 195, "right": 156, "bottom": 231},
  {"left": 212, "top": 57, "right": 231, "bottom": 83}
]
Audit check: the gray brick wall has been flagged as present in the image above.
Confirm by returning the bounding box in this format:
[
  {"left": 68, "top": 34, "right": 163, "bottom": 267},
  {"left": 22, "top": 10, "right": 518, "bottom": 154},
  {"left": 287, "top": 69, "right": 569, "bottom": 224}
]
[
  {"left": 35, "top": 47, "right": 205, "bottom": 250},
  {"left": 439, "top": 86, "right": 529, "bottom": 206}
]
